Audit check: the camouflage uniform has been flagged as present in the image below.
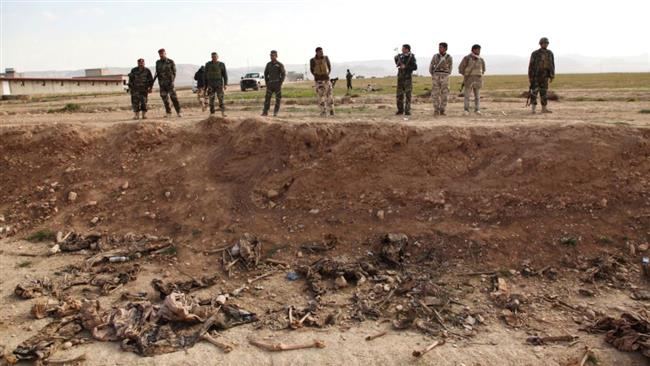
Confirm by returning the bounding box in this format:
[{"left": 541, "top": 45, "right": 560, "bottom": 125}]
[
  {"left": 458, "top": 53, "right": 486, "bottom": 112},
  {"left": 155, "top": 58, "right": 181, "bottom": 114},
  {"left": 127, "top": 66, "right": 153, "bottom": 113},
  {"left": 429, "top": 53, "right": 453, "bottom": 114},
  {"left": 528, "top": 48, "right": 555, "bottom": 107},
  {"left": 194, "top": 66, "right": 207, "bottom": 111},
  {"left": 263, "top": 60, "right": 286, "bottom": 115},
  {"left": 395, "top": 53, "right": 418, "bottom": 114},
  {"left": 310, "top": 55, "right": 334, "bottom": 115},
  {"left": 204, "top": 60, "right": 228, "bottom": 114}
]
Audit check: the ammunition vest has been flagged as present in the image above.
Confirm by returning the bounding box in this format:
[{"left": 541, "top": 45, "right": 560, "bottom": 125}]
[{"left": 312, "top": 57, "right": 330, "bottom": 76}]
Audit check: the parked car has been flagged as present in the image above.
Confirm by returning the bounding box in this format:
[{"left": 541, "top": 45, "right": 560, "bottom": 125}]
[{"left": 240, "top": 72, "right": 265, "bottom": 91}]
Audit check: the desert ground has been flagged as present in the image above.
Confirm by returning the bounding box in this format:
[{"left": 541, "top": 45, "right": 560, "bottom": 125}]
[{"left": 1, "top": 74, "right": 650, "bottom": 365}]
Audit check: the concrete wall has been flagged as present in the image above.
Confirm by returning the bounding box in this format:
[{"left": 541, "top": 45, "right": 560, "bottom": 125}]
[{"left": 4, "top": 79, "right": 127, "bottom": 96}]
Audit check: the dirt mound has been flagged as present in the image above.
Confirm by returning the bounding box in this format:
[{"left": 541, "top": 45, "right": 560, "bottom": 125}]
[{"left": 1, "top": 118, "right": 649, "bottom": 269}]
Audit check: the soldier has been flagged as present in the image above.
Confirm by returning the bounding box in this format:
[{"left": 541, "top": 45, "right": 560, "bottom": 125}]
[
  {"left": 346, "top": 69, "right": 354, "bottom": 91},
  {"left": 458, "top": 44, "right": 486, "bottom": 115},
  {"left": 262, "top": 50, "right": 286, "bottom": 117},
  {"left": 394, "top": 44, "right": 417, "bottom": 116},
  {"left": 155, "top": 48, "right": 182, "bottom": 117},
  {"left": 528, "top": 37, "right": 555, "bottom": 113},
  {"left": 127, "top": 58, "right": 154, "bottom": 120},
  {"left": 430, "top": 42, "right": 453, "bottom": 116},
  {"left": 309, "top": 47, "right": 334, "bottom": 116},
  {"left": 204, "top": 52, "right": 228, "bottom": 117},
  {"left": 194, "top": 66, "right": 207, "bottom": 112}
]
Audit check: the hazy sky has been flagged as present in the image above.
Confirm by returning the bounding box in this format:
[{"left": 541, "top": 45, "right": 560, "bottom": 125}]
[{"left": 1, "top": 0, "right": 649, "bottom": 72}]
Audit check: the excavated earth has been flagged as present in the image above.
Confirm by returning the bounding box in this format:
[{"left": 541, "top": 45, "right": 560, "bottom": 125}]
[{"left": 1, "top": 115, "right": 650, "bottom": 365}]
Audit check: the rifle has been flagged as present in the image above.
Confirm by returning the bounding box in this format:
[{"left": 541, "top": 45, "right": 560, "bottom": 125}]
[{"left": 525, "top": 83, "right": 533, "bottom": 107}]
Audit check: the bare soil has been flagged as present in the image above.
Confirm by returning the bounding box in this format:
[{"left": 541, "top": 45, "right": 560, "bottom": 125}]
[{"left": 1, "top": 94, "right": 650, "bottom": 365}]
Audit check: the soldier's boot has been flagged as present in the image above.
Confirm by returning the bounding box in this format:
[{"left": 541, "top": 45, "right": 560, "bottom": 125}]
[
  {"left": 177, "top": 111, "right": 183, "bottom": 118},
  {"left": 221, "top": 109, "right": 226, "bottom": 117},
  {"left": 141, "top": 111, "right": 148, "bottom": 120},
  {"left": 542, "top": 106, "right": 552, "bottom": 114},
  {"left": 261, "top": 111, "right": 269, "bottom": 116},
  {"left": 329, "top": 109, "right": 335, "bottom": 116},
  {"left": 531, "top": 105, "right": 537, "bottom": 114},
  {"left": 433, "top": 109, "right": 440, "bottom": 117},
  {"left": 133, "top": 112, "right": 140, "bottom": 120},
  {"left": 395, "top": 109, "right": 404, "bottom": 115},
  {"left": 439, "top": 110, "right": 447, "bottom": 116},
  {"left": 463, "top": 110, "right": 470, "bottom": 116},
  {"left": 165, "top": 113, "right": 172, "bottom": 118}
]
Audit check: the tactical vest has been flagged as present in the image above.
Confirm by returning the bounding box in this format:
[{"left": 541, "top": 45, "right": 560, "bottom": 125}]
[
  {"left": 205, "top": 62, "right": 223, "bottom": 83},
  {"left": 312, "top": 57, "right": 329, "bottom": 76}
]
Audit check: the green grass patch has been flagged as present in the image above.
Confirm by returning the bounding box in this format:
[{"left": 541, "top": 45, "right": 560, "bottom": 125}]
[
  {"left": 26, "top": 229, "right": 56, "bottom": 242},
  {"left": 640, "top": 109, "right": 650, "bottom": 114},
  {"left": 597, "top": 236, "right": 613, "bottom": 245},
  {"left": 16, "top": 260, "right": 33, "bottom": 268},
  {"left": 559, "top": 236, "right": 578, "bottom": 246},
  {"left": 48, "top": 103, "right": 82, "bottom": 113},
  {"left": 156, "top": 246, "right": 178, "bottom": 256}
]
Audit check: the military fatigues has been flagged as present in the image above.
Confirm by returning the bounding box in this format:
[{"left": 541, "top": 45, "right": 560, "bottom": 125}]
[
  {"left": 194, "top": 67, "right": 207, "bottom": 111},
  {"left": 429, "top": 53, "right": 453, "bottom": 114},
  {"left": 127, "top": 67, "right": 153, "bottom": 113},
  {"left": 310, "top": 56, "right": 334, "bottom": 115},
  {"left": 204, "top": 61, "right": 228, "bottom": 114},
  {"left": 528, "top": 48, "right": 555, "bottom": 107},
  {"left": 458, "top": 53, "right": 486, "bottom": 112},
  {"left": 395, "top": 53, "right": 417, "bottom": 114},
  {"left": 155, "top": 58, "right": 181, "bottom": 114},
  {"left": 263, "top": 61, "right": 286, "bottom": 116},
  {"left": 346, "top": 71, "right": 353, "bottom": 90}
]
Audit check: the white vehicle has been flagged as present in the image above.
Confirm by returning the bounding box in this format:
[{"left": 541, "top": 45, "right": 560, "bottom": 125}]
[{"left": 240, "top": 72, "right": 265, "bottom": 91}]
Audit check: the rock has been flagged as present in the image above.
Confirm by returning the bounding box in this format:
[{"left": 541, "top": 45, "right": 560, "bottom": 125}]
[
  {"left": 335, "top": 276, "right": 348, "bottom": 289},
  {"left": 0, "top": 214, "right": 5, "bottom": 223},
  {"left": 638, "top": 243, "right": 649, "bottom": 252},
  {"left": 373, "top": 284, "right": 383, "bottom": 293},
  {"left": 164, "top": 191, "right": 171, "bottom": 198},
  {"left": 90, "top": 217, "right": 99, "bottom": 225},
  {"left": 215, "top": 294, "right": 227, "bottom": 305},
  {"left": 87, "top": 201, "right": 97, "bottom": 206},
  {"left": 266, "top": 189, "right": 279, "bottom": 199},
  {"left": 383, "top": 284, "right": 391, "bottom": 292},
  {"left": 49, "top": 244, "right": 60, "bottom": 255},
  {"left": 121, "top": 181, "right": 129, "bottom": 190},
  {"left": 62, "top": 341, "right": 73, "bottom": 350},
  {"left": 67, "top": 191, "right": 78, "bottom": 202},
  {"left": 309, "top": 209, "right": 320, "bottom": 215},
  {"left": 465, "top": 315, "right": 477, "bottom": 326},
  {"left": 376, "top": 210, "right": 385, "bottom": 221},
  {"left": 395, "top": 304, "right": 404, "bottom": 312}
]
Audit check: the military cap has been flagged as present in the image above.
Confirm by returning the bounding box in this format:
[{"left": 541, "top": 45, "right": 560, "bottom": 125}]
[
  {"left": 539, "top": 37, "right": 549, "bottom": 44},
  {"left": 270, "top": 50, "right": 278, "bottom": 55},
  {"left": 158, "top": 48, "right": 165, "bottom": 53},
  {"left": 402, "top": 44, "right": 411, "bottom": 50}
]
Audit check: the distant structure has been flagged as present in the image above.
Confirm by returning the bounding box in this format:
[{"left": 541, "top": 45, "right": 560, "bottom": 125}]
[{"left": 1, "top": 68, "right": 128, "bottom": 98}]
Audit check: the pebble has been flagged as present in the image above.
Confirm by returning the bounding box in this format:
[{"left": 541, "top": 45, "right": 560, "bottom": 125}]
[
  {"left": 215, "top": 294, "right": 227, "bottom": 305},
  {"left": 376, "top": 210, "right": 385, "bottom": 220},
  {"left": 62, "top": 341, "right": 73, "bottom": 349},
  {"left": 90, "top": 216, "right": 99, "bottom": 224},
  {"left": 121, "top": 181, "right": 129, "bottom": 190},
  {"left": 164, "top": 191, "right": 171, "bottom": 198},
  {"left": 49, "top": 244, "right": 61, "bottom": 255},
  {"left": 67, "top": 191, "right": 77, "bottom": 202},
  {"left": 335, "top": 276, "right": 348, "bottom": 289},
  {"left": 309, "top": 209, "right": 320, "bottom": 214},
  {"left": 267, "top": 189, "right": 279, "bottom": 199},
  {"left": 383, "top": 284, "right": 391, "bottom": 292}
]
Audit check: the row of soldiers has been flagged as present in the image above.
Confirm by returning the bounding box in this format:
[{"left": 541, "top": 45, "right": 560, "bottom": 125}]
[{"left": 127, "top": 38, "right": 555, "bottom": 119}]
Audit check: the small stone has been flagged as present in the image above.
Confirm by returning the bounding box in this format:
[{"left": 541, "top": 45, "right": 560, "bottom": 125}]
[
  {"left": 87, "top": 201, "right": 97, "bottom": 206},
  {"left": 309, "top": 209, "right": 320, "bottom": 215},
  {"left": 383, "top": 284, "right": 391, "bottom": 292},
  {"left": 376, "top": 210, "right": 385, "bottom": 220},
  {"left": 335, "top": 276, "right": 348, "bottom": 289},
  {"left": 638, "top": 243, "right": 649, "bottom": 252},
  {"left": 465, "top": 315, "right": 477, "bottom": 326},
  {"left": 373, "top": 284, "right": 383, "bottom": 293},
  {"left": 215, "top": 294, "right": 227, "bottom": 305},
  {"left": 164, "top": 191, "right": 171, "bottom": 198},
  {"left": 62, "top": 341, "right": 73, "bottom": 350},
  {"left": 67, "top": 191, "right": 78, "bottom": 202},
  {"left": 121, "top": 181, "right": 129, "bottom": 190},
  {"left": 90, "top": 216, "right": 99, "bottom": 225},
  {"left": 395, "top": 304, "right": 404, "bottom": 312},
  {"left": 49, "top": 244, "right": 61, "bottom": 255},
  {"left": 296, "top": 251, "right": 303, "bottom": 258},
  {"left": 267, "top": 189, "right": 279, "bottom": 199}
]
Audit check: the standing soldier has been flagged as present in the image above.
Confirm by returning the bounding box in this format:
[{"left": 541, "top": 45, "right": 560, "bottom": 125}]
[
  {"left": 346, "top": 69, "right": 354, "bottom": 92},
  {"left": 262, "top": 50, "right": 286, "bottom": 117},
  {"left": 155, "top": 48, "right": 182, "bottom": 117},
  {"left": 127, "top": 58, "right": 153, "bottom": 120},
  {"left": 528, "top": 37, "right": 555, "bottom": 114},
  {"left": 429, "top": 42, "right": 453, "bottom": 116},
  {"left": 310, "top": 47, "right": 334, "bottom": 116},
  {"left": 394, "top": 44, "right": 417, "bottom": 116},
  {"left": 194, "top": 66, "right": 207, "bottom": 112},
  {"left": 204, "top": 52, "right": 228, "bottom": 117},
  {"left": 458, "top": 44, "right": 486, "bottom": 115}
]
